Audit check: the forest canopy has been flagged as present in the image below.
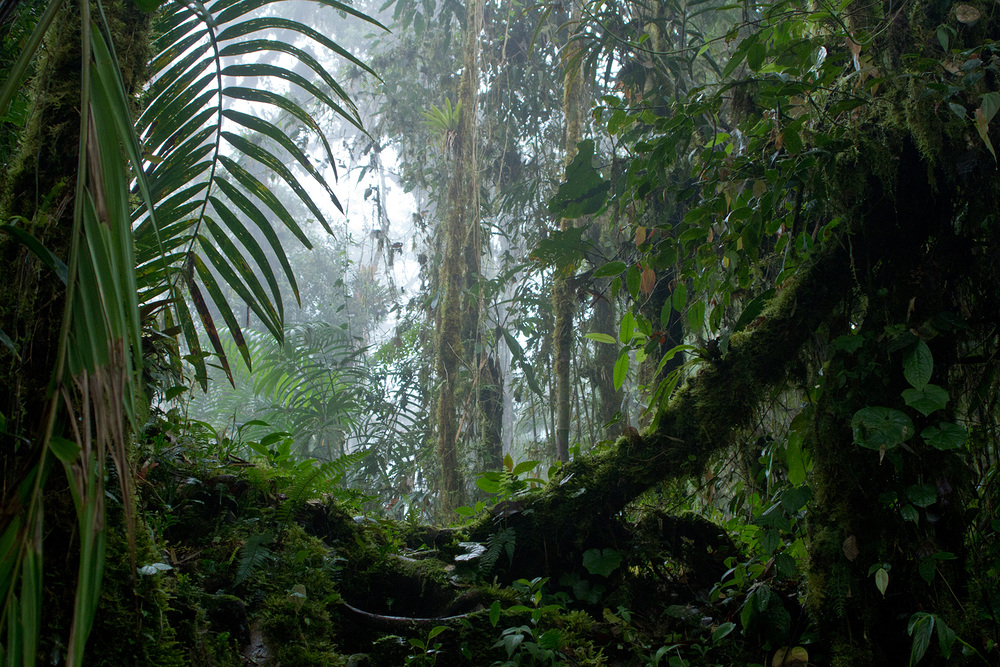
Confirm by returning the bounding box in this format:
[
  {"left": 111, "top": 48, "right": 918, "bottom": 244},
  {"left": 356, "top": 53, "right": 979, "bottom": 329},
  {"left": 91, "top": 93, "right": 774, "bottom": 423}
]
[{"left": 1, "top": 0, "right": 999, "bottom": 664}]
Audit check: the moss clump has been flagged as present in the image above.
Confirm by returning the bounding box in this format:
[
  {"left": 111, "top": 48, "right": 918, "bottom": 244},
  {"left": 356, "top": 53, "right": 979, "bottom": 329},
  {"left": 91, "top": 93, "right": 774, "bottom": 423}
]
[
  {"left": 84, "top": 513, "right": 187, "bottom": 667},
  {"left": 258, "top": 593, "right": 345, "bottom": 666}
]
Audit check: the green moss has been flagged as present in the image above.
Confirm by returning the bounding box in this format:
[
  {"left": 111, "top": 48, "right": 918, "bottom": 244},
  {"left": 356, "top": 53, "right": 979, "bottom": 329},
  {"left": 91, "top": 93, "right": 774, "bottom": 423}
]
[
  {"left": 258, "top": 593, "right": 346, "bottom": 666},
  {"left": 85, "top": 514, "right": 187, "bottom": 667}
]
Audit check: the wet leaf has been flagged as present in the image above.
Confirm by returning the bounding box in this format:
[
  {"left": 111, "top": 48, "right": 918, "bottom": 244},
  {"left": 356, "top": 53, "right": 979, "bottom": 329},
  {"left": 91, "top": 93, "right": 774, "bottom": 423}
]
[
  {"left": 901, "top": 384, "right": 949, "bottom": 416},
  {"left": 921, "top": 422, "right": 967, "bottom": 450},
  {"left": 851, "top": 407, "right": 914, "bottom": 449},
  {"left": 903, "top": 340, "right": 933, "bottom": 389},
  {"left": 875, "top": 567, "right": 889, "bottom": 595}
]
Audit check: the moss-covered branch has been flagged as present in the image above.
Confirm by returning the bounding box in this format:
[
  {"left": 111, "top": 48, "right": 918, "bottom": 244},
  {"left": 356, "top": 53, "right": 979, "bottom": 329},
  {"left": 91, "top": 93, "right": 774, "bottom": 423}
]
[{"left": 468, "top": 222, "right": 860, "bottom": 572}]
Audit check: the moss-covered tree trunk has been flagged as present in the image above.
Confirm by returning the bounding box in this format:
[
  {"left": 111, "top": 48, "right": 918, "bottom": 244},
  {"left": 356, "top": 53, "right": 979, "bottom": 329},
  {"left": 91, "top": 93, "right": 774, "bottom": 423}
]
[
  {"left": 552, "top": 8, "right": 586, "bottom": 462},
  {"left": 0, "top": 0, "right": 148, "bottom": 485},
  {"left": 434, "top": 0, "right": 481, "bottom": 514},
  {"left": 0, "top": 0, "right": 151, "bottom": 660},
  {"left": 798, "top": 119, "right": 996, "bottom": 667}
]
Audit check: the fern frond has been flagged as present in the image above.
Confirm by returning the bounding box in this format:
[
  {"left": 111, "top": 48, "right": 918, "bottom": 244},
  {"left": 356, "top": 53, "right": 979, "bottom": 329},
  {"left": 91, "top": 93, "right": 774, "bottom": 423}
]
[
  {"left": 232, "top": 533, "right": 273, "bottom": 588},
  {"left": 480, "top": 527, "right": 517, "bottom": 573}
]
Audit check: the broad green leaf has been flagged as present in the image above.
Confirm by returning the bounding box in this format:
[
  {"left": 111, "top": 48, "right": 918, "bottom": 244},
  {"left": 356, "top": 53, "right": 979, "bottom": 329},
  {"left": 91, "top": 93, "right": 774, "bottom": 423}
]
[
  {"left": 786, "top": 432, "right": 806, "bottom": 485},
  {"left": 903, "top": 340, "right": 933, "bottom": 389},
  {"left": 585, "top": 333, "right": 617, "bottom": 345},
  {"left": 907, "top": 483, "right": 937, "bottom": 508},
  {"left": 613, "top": 350, "right": 629, "bottom": 390},
  {"left": 908, "top": 612, "right": 934, "bottom": 666},
  {"left": 936, "top": 616, "right": 957, "bottom": 658},
  {"left": 921, "top": 422, "right": 967, "bottom": 451},
  {"left": 713, "top": 622, "right": 735, "bottom": 642},
  {"left": 660, "top": 298, "right": 672, "bottom": 328},
  {"left": 772, "top": 646, "right": 808, "bottom": 666},
  {"left": 901, "top": 384, "right": 948, "bottom": 416},
  {"left": 900, "top": 504, "right": 919, "bottom": 522},
  {"left": 686, "top": 300, "right": 705, "bottom": 333},
  {"left": 672, "top": 283, "right": 687, "bottom": 312},
  {"left": 722, "top": 33, "right": 755, "bottom": 78},
  {"left": 918, "top": 558, "right": 936, "bottom": 584},
  {"left": 875, "top": 567, "right": 889, "bottom": 595},
  {"left": 833, "top": 334, "right": 864, "bottom": 352},
  {"left": 975, "top": 107, "right": 996, "bottom": 161},
  {"left": 593, "top": 260, "right": 627, "bottom": 278},
  {"left": 782, "top": 127, "right": 803, "bottom": 154},
  {"left": 752, "top": 584, "right": 772, "bottom": 612},
  {"left": 626, "top": 264, "right": 641, "bottom": 300},
  {"left": 937, "top": 25, "right": 951, "bottom": 51},
  {"left": 780, "top": 485, "right": 811, "bottom": 512},
  {"left": 582, "top": 548, "right": 621, "bottom": 577},
  {"left": 761, "top": 529, "right": 780, "bottom": 554},
  {"left": 980, "top": 91, "right": 1000, "bottom": 123},
  {"left": 489, "top": 600, "right": 501, "bottom": 627},
  {"left": 475, "top": 474, "right": 502, "bottom": 494},
  {"left": 747, "top": 41, "right": 766, "bottom": 71},
  {"left": 851, "top": 407, "right": 914, "bottom": 450},
  {"left": 50, "top": 436, "right": 81, "bottom": 464},
  {"left": 619, "top": 311, "right": 636, "bottom": 344},
  {"left": 531, "top": 226, "right": 587, "bottom": 270},
  {"left": 510, "top": 460, "right": 539, "bottom": 476}
]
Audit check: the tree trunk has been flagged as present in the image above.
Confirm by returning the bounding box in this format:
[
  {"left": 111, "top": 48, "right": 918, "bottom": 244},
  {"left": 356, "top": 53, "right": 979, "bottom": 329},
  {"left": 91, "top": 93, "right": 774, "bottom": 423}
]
[
  {"left": 434, "top": 0, "right": 481, "bottom": 514},
  {"left": 552, "top": 7, "right": 586, "bottom": 462},
  {"left": 0, "top": 1, "right": 151, "bottom": 661}
]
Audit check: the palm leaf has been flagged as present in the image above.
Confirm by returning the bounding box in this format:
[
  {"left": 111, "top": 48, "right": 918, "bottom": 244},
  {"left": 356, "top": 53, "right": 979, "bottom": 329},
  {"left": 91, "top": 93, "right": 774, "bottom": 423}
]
[{"left": 134, "top": 0, "right": 383, "bottom": 374}]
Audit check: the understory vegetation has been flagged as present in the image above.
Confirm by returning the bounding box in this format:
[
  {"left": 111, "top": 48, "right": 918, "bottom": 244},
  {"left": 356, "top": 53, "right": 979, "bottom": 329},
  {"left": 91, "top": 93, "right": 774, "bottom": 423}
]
[{"left": 1, "top": 0, "right": 1000, "bottom": 663}]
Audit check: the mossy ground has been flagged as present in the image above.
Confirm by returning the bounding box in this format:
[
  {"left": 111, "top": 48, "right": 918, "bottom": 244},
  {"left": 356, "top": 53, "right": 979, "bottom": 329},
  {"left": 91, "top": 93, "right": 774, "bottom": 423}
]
[{"left": 72, "top": 425, "right": 803, "bottom": 666}]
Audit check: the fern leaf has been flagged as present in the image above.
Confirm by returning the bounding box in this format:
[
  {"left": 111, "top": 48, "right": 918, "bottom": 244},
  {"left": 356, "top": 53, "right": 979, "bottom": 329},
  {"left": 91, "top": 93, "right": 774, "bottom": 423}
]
[{"left": 232, "top": 533, "right": 273, "bottom": 588}]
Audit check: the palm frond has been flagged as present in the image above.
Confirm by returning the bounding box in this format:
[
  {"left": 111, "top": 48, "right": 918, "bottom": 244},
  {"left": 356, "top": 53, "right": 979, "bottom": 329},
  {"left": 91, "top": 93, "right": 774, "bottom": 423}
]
[{"left": 135, "top": 0, "right": 385, "bottom": 374}]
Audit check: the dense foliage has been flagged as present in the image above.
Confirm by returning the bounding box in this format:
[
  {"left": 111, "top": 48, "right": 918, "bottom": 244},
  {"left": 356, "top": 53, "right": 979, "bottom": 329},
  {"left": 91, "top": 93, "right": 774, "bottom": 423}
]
[{"left": 1, "top": 0, "right": 999, "bottom": 663}]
